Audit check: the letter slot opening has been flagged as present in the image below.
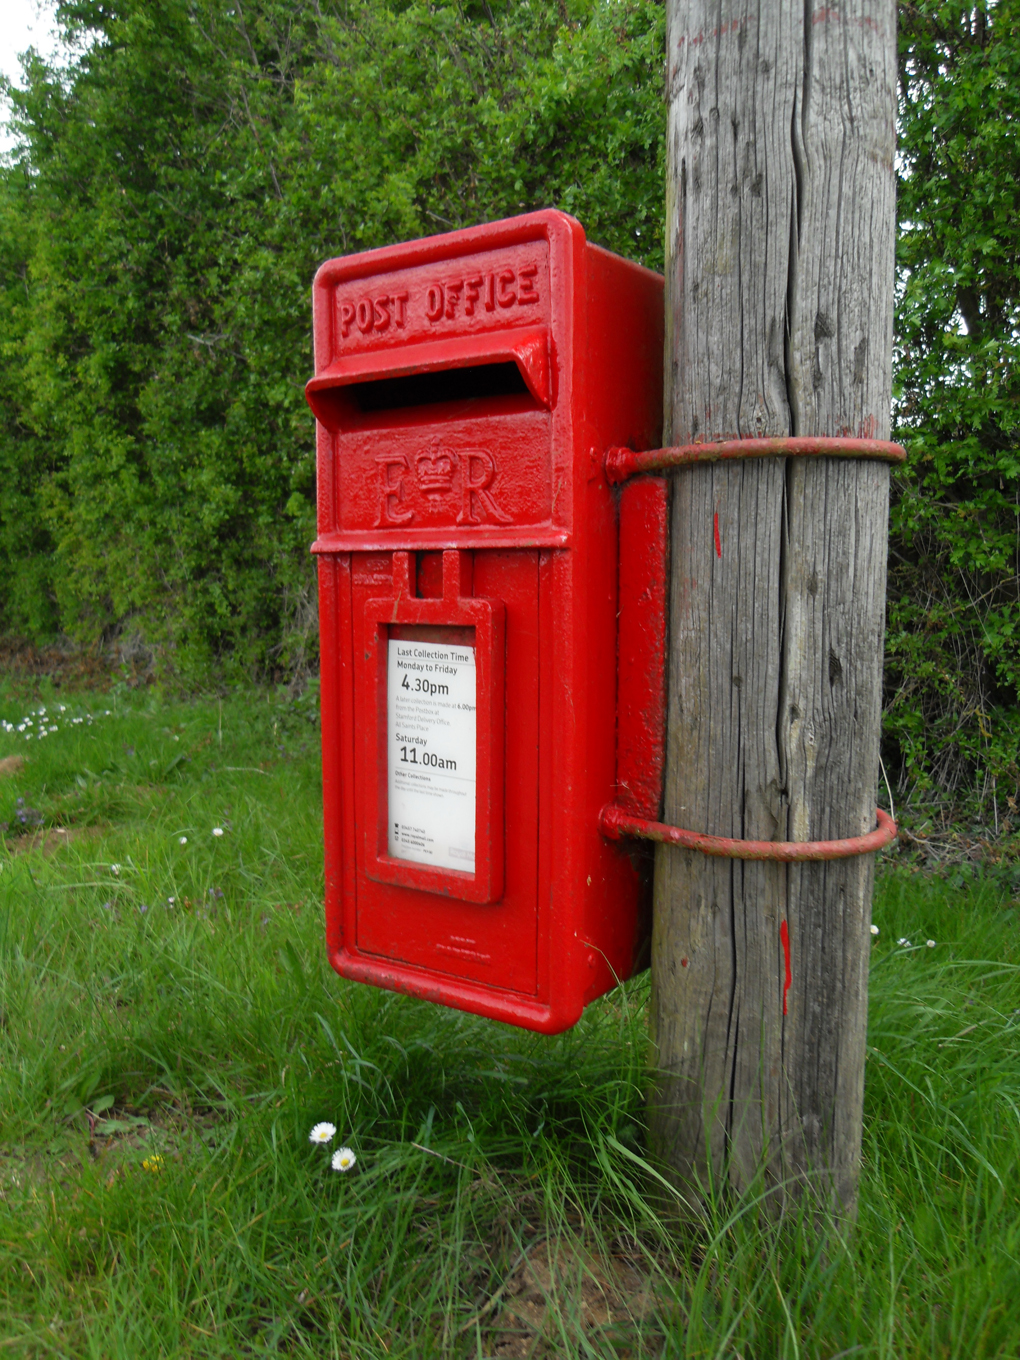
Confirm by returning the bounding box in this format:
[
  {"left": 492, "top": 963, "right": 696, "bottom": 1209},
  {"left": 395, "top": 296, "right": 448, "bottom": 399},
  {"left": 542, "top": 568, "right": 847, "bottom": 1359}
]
[
  {"left": 353, "top": 362, "right": 528, "bottom": 413},
  {"left": 305, "top": 326, "right": 552, "bottom": 429}
]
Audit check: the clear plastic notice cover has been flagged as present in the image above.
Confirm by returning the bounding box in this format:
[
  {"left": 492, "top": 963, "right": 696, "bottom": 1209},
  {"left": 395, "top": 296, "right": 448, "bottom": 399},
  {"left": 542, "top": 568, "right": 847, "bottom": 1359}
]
[{"left": 387, "top": 638, "right": 477, "bottom": 871}]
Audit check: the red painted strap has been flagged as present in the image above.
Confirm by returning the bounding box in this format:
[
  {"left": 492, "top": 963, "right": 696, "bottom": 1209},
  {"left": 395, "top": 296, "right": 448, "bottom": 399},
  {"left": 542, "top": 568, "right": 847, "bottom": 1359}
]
[
  {"left": 605, "top": 436, "right": 906, "bottom": 485},
  {"left": 599, "top": 805, "right": 897, "bottom": 862}
]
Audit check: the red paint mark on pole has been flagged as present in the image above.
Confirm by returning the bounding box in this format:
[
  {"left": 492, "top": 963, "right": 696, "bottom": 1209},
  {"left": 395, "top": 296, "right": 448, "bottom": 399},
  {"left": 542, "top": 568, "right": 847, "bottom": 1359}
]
[
  {"left": 780, "top": 920, "right": 792, "bottom": 1015},
  {"left": 713, "top": 511, "right": 721, "bottom": 558}
]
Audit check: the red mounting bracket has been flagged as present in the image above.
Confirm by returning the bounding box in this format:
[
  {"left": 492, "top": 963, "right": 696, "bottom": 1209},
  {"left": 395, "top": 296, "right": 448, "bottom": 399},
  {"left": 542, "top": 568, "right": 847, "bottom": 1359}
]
[
  {"left": 600, "top": 804, "right": 897, "bottom": 862},
  {"left": 605, "top": 435, "right": 906, "bottom": 485},
  {"left": 606, "top": 435, "right": 902, "bottom": 861}
]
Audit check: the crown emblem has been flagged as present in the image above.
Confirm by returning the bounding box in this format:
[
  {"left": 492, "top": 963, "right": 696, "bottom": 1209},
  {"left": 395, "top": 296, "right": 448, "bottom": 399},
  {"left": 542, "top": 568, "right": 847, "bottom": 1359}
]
[{"left": 415, "top": 441, "right": 458, "bottom": 499}]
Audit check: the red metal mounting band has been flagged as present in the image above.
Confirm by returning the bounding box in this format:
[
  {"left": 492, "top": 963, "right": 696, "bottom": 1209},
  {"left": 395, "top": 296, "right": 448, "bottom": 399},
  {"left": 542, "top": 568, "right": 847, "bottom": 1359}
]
[
  {"left": 604, "top": 436, "right": 906, "bottom": 485},
  {"left": 599, "top": 804, "right": 897, "bottom": 862}
]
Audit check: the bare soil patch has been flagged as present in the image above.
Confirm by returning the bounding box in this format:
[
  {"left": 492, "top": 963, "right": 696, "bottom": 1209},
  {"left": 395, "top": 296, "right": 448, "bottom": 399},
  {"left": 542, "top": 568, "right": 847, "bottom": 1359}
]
[
  {"left": 485, "top": 1236, "right": 659, "bottom": 1357},
  {"left": 0, "top": 756, "right": 26, "bottom": 779},
  {"left": 4, "top": 825, "right": 105, "bottom": 858},
  {"left": 0, "top": 638, "right": 117, "bottom": 693}
]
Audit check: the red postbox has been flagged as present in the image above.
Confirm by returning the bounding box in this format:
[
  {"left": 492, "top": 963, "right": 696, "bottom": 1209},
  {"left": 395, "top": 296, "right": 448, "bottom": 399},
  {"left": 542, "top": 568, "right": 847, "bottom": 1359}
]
[{"left": 306, "top": 210, "right": 664, "bottom": 1033}]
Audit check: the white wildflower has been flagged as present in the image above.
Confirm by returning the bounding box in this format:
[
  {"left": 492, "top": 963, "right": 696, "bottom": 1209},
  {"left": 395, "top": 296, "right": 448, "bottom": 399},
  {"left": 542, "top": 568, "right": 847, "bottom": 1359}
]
[
  {"left": 309, "top": 1122, "right": 336, "bottom": 1145},
  {"left": 926, "top": 939, "right": 936, "bottom": 948},
  {"left": 212, "top": 827, "right": 224, "bottom": 837},
  {"left": 870, "top": 924, "right": 880, "bottom": 936},
  {"left": 179, "top": 836, "right": 188, "bottom": 845},
  {"left": 331, "top": 1147, "right": 356, "bottom": 1173}
]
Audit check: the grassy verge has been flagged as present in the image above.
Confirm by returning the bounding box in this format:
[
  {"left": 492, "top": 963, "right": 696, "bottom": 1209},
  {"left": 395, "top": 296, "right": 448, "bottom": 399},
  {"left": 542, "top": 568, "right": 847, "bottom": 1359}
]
[{"left": 1, "top": 681, "right": 1018, "bottom": 1358}]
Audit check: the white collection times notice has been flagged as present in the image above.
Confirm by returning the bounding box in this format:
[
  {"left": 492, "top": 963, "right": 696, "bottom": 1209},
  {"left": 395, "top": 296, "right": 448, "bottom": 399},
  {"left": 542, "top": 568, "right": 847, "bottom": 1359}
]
[{"left": 387, "top": 638, "right": 476, "bottom": 872}]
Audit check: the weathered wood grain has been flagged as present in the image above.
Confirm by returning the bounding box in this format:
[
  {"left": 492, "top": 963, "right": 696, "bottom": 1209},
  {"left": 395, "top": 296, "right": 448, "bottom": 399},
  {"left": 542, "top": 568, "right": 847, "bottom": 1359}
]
[{"left": 652, "top": 0, "right": 896, "bottom": 1214}]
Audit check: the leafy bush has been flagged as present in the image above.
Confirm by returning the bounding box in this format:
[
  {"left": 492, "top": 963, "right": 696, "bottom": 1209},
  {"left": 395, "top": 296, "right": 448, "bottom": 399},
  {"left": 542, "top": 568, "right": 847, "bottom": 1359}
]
[{"left": 890, "top": 0, "right": 1020, "bottom": 811}]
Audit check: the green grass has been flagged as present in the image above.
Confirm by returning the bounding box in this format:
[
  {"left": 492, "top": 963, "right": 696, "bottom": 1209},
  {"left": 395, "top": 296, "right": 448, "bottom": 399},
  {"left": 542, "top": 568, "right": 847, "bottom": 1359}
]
[{"left": 1, "top": 680, "right": 1019, "bottom": 1358}]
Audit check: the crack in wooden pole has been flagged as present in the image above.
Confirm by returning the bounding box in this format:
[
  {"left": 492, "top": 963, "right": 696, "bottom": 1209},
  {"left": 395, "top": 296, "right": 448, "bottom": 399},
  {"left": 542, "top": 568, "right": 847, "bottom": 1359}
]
[{"left": 651, "top": 0, "right": 897, "bottom": 1217}]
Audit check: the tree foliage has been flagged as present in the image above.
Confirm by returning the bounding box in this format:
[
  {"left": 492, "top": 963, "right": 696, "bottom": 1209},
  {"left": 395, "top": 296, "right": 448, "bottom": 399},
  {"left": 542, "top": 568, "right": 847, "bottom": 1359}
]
[{"left": 891, "top": 0, "right": 1020, "bottom": 808}]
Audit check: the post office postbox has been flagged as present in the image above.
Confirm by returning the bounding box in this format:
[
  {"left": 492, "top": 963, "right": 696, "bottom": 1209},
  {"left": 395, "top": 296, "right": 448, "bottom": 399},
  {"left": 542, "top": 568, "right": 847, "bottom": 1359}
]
[{"left": 306, "top": 210, "right": 663, "bottom": 1034}]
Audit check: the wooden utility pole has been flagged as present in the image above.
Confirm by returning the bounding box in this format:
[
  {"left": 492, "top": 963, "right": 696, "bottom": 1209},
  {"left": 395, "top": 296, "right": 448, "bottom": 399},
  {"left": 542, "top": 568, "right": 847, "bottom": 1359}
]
[{"left": 651, "top": 0, "right": 897, "bottom": 1212}]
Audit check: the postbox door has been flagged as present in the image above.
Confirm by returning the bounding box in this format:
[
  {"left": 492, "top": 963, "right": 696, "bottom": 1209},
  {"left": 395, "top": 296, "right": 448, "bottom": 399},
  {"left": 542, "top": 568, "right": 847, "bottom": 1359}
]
[{"left": 348, "top": 547, "right": 540, "bottom": 997}]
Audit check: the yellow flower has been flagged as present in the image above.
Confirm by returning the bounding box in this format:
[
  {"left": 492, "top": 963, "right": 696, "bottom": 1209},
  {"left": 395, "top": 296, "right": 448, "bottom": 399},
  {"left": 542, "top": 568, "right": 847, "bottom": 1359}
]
[{"left": 141, "top": 1155, "right": 164, "bottom": 1174}]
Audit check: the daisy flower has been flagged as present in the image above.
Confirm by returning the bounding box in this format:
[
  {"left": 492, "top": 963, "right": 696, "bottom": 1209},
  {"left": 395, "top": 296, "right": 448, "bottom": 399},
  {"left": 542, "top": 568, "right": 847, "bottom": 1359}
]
[
  {"left": 309, "top": 1122, "right": 336, "bottom": 1145},
  {"left": 212, "top": 827, "right": 224, "bottom": 837},
  {"left": 332, "top": 1147, "right": 356, "bottom": 1173},
  {"left": 870, "top": 924, "right": 879, "bottom": 936}
]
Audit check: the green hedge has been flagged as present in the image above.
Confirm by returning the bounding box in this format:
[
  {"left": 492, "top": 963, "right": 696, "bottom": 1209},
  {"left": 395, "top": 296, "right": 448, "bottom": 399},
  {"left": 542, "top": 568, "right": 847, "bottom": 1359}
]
[{"left": 890, "top": 0, "right": 1020, "bottom": 812}]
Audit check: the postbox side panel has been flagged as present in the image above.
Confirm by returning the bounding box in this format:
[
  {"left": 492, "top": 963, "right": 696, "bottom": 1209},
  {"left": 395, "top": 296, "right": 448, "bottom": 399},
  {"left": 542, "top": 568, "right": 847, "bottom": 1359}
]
[
  {"left": 582, "top": 244, "right": 664, "bottom": 458},
  {"left": 523, "top": 241, "right": 665, "bottom": 1005},
  {"left": 535, "top": 541, "right": 643, "bottom": 1011},
  {"left": 347, "top": 549, "right": 540, "bottom": 998}
]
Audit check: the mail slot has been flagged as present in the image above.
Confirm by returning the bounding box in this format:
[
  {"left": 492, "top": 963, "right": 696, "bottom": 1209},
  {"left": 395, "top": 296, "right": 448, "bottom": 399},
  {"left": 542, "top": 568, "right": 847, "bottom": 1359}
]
[{"left": 306, "top": 210, "right": 664, "bottom": 1033}]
